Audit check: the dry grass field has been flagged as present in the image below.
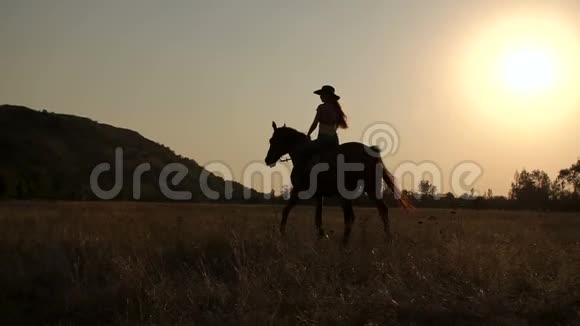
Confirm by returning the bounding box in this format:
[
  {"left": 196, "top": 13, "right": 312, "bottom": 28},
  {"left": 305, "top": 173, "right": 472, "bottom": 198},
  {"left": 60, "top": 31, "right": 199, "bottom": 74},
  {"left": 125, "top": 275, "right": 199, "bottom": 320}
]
[{"left": 0, "top": 201, "right": 579, "bottom": 325}]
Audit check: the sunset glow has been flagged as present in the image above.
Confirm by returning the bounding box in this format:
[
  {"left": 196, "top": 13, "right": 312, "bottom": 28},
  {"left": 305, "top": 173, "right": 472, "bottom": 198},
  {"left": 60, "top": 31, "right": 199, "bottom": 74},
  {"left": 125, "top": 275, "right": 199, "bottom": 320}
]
[
  {"left": 498, "top": 44, "right": 560, "bottom": 96},
  {"left": 461, "top": 14, "right": 579, "bottom": 124},
  {"left": 1, "top": 2, "right": 579, "bottom": 197}
]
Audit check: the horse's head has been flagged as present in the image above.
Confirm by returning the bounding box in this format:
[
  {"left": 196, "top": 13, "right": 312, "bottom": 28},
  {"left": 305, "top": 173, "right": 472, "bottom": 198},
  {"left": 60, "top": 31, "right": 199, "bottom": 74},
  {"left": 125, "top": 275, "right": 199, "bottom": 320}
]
[{"left": 265, "top": 121, "right": 307, "bottom": 166}]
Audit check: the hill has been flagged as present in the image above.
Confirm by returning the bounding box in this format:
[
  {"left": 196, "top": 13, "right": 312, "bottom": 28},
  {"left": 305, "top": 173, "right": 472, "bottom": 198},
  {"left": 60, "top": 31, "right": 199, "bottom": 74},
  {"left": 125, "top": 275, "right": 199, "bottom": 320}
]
[{"left": 0, "top": 105, "right": 261, "bottom": 201}]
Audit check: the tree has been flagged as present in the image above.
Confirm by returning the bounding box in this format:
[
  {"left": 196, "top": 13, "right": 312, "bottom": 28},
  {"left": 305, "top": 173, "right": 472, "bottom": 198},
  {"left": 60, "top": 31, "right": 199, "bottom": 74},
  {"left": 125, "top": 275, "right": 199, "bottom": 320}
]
[
  {"left": 419, "top": 180, "right": 438, "bottom": 206},
  {"left": 439, "top": 192, "right": 456, "bottom": 208},
  {"left": 444, "top": 192, "right": 455, "bottom": 200},
  {"left": 485, "top": 189, "right": 493, "bottom": 199},
  {"left": 557, "top": 160, "right": 580, "bottom": 197},
  {"left": 418, "top": 180, "right": 437, "bottom": 198},
  {"left": 551, "top": 178, "right": 567, "bottom": 200},
  {"left": 510, "top": 169, "right": 551, "bottom": 208}
]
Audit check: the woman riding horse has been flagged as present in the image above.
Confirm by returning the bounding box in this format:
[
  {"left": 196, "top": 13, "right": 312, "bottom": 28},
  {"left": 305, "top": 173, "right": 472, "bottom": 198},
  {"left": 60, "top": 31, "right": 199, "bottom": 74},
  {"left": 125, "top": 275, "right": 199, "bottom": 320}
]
[{"left": 295, "top": 85, "right": 348, "bottom": 181}]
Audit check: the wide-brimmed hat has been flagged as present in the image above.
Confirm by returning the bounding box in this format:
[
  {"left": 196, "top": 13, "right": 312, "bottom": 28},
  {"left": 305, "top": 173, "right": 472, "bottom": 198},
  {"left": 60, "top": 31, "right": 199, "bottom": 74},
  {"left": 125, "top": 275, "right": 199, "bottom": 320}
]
[{"left": 314, "top": 85, "right": 340, "bottom": 100}]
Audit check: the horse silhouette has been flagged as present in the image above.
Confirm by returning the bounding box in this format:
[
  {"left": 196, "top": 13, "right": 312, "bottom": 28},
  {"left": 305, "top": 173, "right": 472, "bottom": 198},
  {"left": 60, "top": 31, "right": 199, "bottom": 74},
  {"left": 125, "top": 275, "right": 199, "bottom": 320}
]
[{"left": 265, "top": 122, "right": 412, "bottom": 245}]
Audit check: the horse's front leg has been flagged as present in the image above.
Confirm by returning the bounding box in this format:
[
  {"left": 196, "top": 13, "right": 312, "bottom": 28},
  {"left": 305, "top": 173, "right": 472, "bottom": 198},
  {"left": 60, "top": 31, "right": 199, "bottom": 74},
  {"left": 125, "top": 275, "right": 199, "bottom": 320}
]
[
  {"left": 315, "top": 196, "right": 326, "bottom": 238},
  {"left": 281, "top": 190, "right": 299, "bottom": 235}
]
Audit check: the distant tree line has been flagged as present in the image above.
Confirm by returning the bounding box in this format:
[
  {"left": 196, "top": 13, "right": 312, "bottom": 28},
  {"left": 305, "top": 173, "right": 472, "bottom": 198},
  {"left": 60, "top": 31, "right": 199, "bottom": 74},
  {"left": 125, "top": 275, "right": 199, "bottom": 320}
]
[
  {"left": 2, "top": 151, "right": 578, "bottom": 211},
  {"left": 268, "top": 159, "right": 580, "bottom": 211},
  {"left": 391, "top": 160, "right": 580, "bottom": 211}
]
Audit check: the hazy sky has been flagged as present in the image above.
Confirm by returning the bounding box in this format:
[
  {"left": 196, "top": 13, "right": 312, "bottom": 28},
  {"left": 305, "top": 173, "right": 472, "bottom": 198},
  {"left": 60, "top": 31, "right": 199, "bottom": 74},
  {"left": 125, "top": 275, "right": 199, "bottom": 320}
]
[{"left": 1, "top": 0, "right": 579, "bottom": 195}]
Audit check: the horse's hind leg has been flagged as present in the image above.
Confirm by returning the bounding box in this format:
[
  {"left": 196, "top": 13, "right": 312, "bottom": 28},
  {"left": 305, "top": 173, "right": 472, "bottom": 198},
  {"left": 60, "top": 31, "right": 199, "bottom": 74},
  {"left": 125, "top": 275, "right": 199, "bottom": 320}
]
[
  {"left": 281, "top": 190, "right": 298, "bottom": 235},
  {"left": 374, "top": 199, "right": 391, "bottom": 240},
  {"left": 315, "top": 196, "right": 326, "bottom": 238},
  {"left": 366, "top": 170, "right": 391, "bottom": 240},
  {"left": 340, "top": 199, "right": 355, "bottom": 245}
]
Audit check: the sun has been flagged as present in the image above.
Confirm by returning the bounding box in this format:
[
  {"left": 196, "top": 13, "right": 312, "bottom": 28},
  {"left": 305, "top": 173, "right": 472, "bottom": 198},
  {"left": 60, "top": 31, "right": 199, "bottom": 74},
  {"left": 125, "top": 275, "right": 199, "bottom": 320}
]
[
  {"left": 498, "top": 44, "right": 559, "bottom": 96},
  {"left": 460, "top": 13, "right": 579, "bottom": 125}
]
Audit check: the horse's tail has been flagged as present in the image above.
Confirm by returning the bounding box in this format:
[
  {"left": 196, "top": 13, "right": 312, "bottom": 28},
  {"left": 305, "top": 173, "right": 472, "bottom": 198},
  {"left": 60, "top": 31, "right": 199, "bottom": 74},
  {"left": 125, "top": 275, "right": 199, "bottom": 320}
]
[{"left": 370, "top": 146, "right": 414, "bottom": 212}]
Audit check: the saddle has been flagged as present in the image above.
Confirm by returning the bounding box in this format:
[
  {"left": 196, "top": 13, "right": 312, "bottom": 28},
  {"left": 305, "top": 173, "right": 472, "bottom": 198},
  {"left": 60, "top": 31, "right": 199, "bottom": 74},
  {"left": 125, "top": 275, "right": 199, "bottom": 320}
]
[{"left": 293, "top": 149, "right": 338, "bottom": 189}]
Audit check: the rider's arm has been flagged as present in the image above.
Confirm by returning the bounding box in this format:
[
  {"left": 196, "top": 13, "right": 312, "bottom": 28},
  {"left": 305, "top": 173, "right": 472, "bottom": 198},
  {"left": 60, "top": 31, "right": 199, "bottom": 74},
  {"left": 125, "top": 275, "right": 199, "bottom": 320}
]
[{"left": 307, "top": 110, "right": 320, "bottom": 138}]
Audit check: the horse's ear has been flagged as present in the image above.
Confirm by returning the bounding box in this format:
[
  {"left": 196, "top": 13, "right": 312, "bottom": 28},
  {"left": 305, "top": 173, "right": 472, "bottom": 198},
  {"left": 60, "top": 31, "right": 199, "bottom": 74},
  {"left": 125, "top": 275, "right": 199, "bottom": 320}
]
[
  {"left": 272, "top": 121, "right": 277, "bottom": 130},
  {"left": 283, "top": 122, "right": 286, "bottom": 127}
]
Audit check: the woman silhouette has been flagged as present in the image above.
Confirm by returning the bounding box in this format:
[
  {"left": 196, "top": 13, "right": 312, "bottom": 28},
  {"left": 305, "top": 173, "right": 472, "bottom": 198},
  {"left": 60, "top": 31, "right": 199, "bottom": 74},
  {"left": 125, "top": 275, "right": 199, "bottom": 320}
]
[{"left": 295, "top": 85, "right": 348, "bottom": 178}]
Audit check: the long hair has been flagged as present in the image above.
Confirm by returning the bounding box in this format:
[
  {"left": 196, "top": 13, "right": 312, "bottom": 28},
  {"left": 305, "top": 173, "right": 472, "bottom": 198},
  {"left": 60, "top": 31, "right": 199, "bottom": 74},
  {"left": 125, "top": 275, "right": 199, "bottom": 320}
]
[{"left": 331, "top": 100, "right": 348, "bottom": 129}]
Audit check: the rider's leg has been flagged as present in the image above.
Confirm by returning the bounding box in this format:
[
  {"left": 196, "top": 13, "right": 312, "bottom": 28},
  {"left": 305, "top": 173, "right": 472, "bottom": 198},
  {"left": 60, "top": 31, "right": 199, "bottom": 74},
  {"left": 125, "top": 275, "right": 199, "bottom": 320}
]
[
  {"left": 292, "top": 139, "right": 322, "bottom": 188},
  {"left": 293, "top": 134, "right": 338, "bottom": 188}
]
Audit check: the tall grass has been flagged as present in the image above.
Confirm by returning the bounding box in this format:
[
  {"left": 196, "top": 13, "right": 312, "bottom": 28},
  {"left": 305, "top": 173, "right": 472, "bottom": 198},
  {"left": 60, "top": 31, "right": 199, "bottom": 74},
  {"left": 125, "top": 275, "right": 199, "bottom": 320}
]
[{"left": 0, "top": 201, "right": 579, "bottom": 325}]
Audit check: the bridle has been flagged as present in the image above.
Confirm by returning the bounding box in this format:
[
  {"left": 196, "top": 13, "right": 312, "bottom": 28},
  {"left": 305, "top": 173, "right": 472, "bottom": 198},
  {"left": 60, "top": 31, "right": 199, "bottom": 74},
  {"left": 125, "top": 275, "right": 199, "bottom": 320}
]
[{"left": 273, "top": 130, "right": 309, "bottom": 163}]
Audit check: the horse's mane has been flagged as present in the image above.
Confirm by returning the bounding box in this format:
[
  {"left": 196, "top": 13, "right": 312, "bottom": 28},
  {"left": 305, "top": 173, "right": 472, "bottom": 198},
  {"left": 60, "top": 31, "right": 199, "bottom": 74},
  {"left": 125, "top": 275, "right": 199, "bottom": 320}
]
[{"left": 277, "top": 126, "right": 308, "bottom": 141}]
